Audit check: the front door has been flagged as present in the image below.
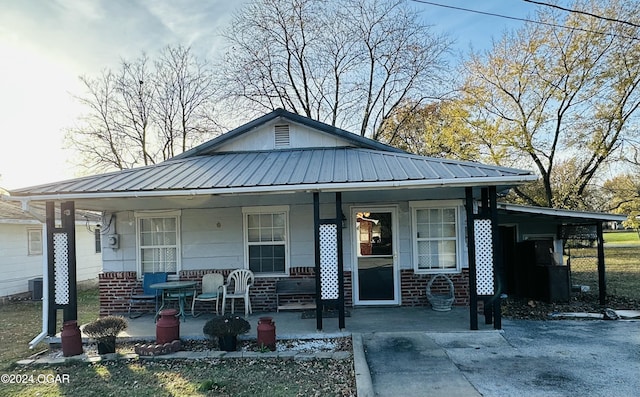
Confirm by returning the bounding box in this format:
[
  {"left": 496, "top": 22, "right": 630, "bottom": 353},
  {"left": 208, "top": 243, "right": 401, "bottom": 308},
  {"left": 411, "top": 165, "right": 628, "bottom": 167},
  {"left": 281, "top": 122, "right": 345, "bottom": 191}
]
[{"left": 353, "top": 208, "right": 398, "bottom": 305}]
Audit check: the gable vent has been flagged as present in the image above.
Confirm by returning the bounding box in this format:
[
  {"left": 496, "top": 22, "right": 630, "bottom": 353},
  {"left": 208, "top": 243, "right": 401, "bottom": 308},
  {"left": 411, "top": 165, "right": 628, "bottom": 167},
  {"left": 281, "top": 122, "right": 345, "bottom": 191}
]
[{"left": 274, "top": 124, "right": 290, "bottom": 148}]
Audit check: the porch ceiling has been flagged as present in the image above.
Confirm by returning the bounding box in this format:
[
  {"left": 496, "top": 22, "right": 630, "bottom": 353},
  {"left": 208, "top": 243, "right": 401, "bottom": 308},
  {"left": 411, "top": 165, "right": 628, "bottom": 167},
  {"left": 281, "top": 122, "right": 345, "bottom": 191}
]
[{"left": 7, "top": 187, "right": 477, "bottom": 212}]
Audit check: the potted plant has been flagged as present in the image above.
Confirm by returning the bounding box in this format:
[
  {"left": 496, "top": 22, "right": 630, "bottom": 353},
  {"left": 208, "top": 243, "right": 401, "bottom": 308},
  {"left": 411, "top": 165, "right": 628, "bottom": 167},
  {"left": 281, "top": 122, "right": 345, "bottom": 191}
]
[
  {"left": 83, "top": 315, "right": 128, "bottom": 354},
  {"left": 203, "top": 314, "right": 250, "bottom": 351}
]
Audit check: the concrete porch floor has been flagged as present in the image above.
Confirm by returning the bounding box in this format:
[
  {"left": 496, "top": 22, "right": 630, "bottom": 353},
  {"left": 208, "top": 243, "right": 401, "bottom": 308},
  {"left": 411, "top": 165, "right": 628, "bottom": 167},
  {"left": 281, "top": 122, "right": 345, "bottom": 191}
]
[{"left": 78, "top": 306, "right": 496, "bottom": 342}]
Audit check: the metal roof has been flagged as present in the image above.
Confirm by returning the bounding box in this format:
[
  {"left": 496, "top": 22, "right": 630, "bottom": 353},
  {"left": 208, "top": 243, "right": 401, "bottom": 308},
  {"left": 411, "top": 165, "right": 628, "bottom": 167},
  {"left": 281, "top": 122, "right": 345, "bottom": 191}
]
[
  {"left": 0, "top": 199, "right": 100, "bottom": 223},
  {"left": 9, "top": 147, "right": 536, "bottom": 199},
  {"left": 497, "top": 203, "right": 627, "bottom": 223}
]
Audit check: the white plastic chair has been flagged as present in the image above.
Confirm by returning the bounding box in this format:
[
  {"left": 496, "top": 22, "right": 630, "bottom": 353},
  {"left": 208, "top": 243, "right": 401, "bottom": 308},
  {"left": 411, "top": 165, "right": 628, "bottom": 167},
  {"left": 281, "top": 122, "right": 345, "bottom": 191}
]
[
  {"left": 191, "top": 273, "right": 224, "bottom": 317},
  {"left": 222, "top": 269, "right": 254, "bottom": 316}
]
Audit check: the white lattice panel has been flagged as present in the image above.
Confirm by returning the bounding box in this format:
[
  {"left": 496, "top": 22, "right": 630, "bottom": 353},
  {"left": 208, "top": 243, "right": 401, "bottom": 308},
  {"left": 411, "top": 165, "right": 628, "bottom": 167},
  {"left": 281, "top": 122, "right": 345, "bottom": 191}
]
[
  {"left": 53, "top": 232, "right": 70, "bottom": 305},
  {"left": 474, "top": 219, "right": 494, "bottom": 295},
  {"left": 319, "top": 224, "right": 339, "bottom": 300}
]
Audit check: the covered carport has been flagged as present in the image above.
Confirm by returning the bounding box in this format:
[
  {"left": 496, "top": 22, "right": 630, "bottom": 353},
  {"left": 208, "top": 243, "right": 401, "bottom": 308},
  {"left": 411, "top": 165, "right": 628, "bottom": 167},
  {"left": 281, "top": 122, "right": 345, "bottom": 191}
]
[{"left": 496, "top": 203, "right": 627, "bottom": 305}]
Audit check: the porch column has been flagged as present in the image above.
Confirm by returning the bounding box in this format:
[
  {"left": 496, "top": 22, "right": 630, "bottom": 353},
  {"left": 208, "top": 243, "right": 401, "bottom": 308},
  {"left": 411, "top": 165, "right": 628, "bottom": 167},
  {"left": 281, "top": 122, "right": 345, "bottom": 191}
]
[
  {"left": 465, "top": 186, "right": 502, "bottom": 330},
  {"left": 596, "top": 222, "right": 606, "bottom": 305},
  {"left": 313, "top": 192, "right": 346, "bottom": 331},
  {"left": 46, "top": 201, "right": 79, "bottom": 336},
  {"left": 465, "top": 187, "right": 478, "bottom": 330}
]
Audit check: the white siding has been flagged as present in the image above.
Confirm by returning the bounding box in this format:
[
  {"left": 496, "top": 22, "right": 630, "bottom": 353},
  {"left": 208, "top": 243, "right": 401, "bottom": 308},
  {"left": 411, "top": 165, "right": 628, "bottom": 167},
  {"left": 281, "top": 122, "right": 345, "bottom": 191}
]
[
  {"left": 101, "top": 211, "right": 138, "bottom": 273},
  {"left": 100, "top": 194, "right": 470, "bottom": 276},
  {"left": 0, "top": 223, "right": 101, "bottom": 297},
  {"left": 216, "top": 122, "right": 356, "bottom": 152},
  {"left": 181, "top": 208, "right": 244, "bottom": 269}
]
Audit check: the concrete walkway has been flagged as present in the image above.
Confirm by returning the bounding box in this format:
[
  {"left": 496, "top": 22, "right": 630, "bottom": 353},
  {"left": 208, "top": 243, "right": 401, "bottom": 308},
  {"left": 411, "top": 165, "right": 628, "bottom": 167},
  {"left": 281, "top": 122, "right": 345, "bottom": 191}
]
[
  {"left": 361, "top": 332, "right": 486, "bottom": 397},
  {"left": 358, "top": 319, "right": 640, "bottom": 397}
]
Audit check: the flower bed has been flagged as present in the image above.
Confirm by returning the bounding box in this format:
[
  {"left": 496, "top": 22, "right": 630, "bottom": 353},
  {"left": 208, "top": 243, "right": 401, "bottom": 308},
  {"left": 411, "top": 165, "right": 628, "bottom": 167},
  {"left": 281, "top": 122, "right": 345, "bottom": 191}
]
[{"left": 38, "top": 337, "right": 352, "bottom": 360}]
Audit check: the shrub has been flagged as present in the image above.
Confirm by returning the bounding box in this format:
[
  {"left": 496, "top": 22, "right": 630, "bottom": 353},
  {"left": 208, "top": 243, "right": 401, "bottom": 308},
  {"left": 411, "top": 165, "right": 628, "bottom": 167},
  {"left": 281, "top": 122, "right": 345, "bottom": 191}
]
[
  {"left": 203, "top": 314, "right": 250, "bottom": 337},
  {"left": 83, "top": 316, "right": 128, "bottom": 341}
]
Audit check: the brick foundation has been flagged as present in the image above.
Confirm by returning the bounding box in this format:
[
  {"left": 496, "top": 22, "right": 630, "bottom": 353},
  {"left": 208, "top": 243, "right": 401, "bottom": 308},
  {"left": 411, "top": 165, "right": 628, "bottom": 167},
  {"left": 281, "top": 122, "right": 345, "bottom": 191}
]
[
  {"left": 400, "top": 269, "right": 470, "bottom": 307},
  {"left": 98, "top": 268, "right": 471, "bottom": 315}
]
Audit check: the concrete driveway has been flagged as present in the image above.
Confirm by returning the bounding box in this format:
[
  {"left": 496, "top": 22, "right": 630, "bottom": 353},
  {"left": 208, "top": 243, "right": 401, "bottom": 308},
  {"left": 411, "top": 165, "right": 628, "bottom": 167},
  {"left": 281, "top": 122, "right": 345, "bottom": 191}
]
[{"left": 361, "top": 319, "right": 640, "bottom": 397}]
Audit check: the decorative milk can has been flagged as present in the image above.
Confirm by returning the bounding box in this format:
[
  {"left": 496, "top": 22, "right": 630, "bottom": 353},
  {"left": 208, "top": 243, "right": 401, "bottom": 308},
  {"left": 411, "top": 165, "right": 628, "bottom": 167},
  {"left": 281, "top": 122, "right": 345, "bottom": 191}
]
[
  {"left": 156, "top": 309, "right": 180, "bottom": 344},
  {"left": 61, "top": 320, "right": 83, "bottom": 357},
  {"left": 257, "top": 316, "right": 276, "bottom": 351}
]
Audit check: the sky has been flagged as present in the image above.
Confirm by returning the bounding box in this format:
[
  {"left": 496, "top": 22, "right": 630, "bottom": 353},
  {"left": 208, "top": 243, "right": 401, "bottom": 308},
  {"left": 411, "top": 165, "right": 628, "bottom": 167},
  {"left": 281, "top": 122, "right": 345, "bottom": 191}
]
[{"left": 0, "top": 0, "right": 548, "bottom": 191}]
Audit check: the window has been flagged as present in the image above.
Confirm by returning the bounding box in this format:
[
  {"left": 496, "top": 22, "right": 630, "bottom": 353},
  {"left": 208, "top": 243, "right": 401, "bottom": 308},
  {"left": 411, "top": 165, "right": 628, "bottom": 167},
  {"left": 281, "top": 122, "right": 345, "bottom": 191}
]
[
  {"left": 136, "top": 211, "right": 181, "bottom": 275},
  {"left": 243, "top": 206, "right": 289, "bottom": 275},
  {"left": 28, "top": 228, "right": 43, "bottom": 255},
  {"left": 94, "top": 228, "right": 102, "bottom": 253},
  {"left": 411, "top": 201, "right": 463, "bottom": 273}
]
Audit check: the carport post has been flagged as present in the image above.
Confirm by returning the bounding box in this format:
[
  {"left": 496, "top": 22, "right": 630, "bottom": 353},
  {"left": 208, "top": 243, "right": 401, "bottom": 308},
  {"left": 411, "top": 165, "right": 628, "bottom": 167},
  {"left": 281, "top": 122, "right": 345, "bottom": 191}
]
[
  {"left": 596, "top": 222, "right": 606, "bottom": 305},
  {"left": 489, "top": 186, "right": 502, "bottom": 330},
  {"left": 465, "top": 187, "right": 479, "bottom": 330}
]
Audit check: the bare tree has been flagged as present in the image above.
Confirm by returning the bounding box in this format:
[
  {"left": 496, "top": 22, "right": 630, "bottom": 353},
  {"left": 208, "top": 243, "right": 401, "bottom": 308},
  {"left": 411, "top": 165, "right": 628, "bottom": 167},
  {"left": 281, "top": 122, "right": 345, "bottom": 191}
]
[
  {"left": 65, "top": 45, "right": 220, "bottom": 173},
  {"left": 154, "top": 46, "right": 220, "bottom": 159},
  {"left": 461, "top": 0, "right": 640, "bottom": 209},
  {"left": 217, "top": 0, "right": 451, "bottom": 137}
]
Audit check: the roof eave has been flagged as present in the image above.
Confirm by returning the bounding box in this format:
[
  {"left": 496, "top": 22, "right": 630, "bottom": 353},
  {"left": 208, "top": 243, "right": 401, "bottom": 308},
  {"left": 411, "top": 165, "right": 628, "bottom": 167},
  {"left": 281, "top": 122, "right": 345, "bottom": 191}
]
[
  {"left": 7, "top": 175, "right": 537, "bottom": 203},
  {"left": 498, "top": 203, "right": 627, "bottom": 222}
]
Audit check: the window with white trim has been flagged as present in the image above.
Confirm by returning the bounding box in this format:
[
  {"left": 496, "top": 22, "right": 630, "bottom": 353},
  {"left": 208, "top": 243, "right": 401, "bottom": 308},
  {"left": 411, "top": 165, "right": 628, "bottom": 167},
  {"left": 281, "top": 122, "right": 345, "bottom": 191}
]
[
  {"left": 411, "top": 201, "right": 463, "bottom": 273},
  {"left": 136, "top": 211, "right": 181, "bottom": 275},
  {"left": 243, "top": 206, "right": 289, "bottom": 275},
  {"left": 28, "top": 228, "right": 43, "bottom": 256}
]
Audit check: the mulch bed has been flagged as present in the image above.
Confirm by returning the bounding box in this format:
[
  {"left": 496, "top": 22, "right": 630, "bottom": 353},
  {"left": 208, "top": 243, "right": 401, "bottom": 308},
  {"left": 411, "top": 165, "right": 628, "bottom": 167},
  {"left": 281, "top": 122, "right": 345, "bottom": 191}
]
[
  {"left": 501, "top": 293, "right": 640, "bottom": 321},
  {"left": 41, "top": 337, "right": 353, "bottom": 359}
]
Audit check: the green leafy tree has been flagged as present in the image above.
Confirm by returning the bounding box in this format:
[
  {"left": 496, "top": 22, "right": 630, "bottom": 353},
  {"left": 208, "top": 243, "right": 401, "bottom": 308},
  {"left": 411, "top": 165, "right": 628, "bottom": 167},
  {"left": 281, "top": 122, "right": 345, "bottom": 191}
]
[
  {"left": 461, "top": 0, "right": 640, "bottom": 208},
  {"left": 377, "top": 100, "right": 480, "bottom": 160},
  {"left": 602, "top": 174, "right": 640, "bottom": 228}
]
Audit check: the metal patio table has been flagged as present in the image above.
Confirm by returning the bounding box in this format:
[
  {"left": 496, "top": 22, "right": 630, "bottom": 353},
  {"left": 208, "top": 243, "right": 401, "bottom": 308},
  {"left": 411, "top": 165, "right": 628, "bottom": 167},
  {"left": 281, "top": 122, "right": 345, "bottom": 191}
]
[{"left": 150, "top": 280, "right": 197, "bottom": 321}]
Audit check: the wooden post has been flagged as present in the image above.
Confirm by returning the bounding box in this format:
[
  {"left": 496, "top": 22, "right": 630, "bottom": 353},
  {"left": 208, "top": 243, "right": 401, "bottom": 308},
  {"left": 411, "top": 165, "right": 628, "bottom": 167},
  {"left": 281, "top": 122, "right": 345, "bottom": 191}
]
[
  {"left": 45, "top": 201, "right": 79, "bottom": 336},
  {"left": 465, "top": 187, "right": 478, "bottom": 330},
  {"left": 313, "top": 192, "right": 323, "bottom": 331},
  {"left": 336, "top": 192, "right": 346, "bottom": 330},
  {"left": 596, "top": 222, "right": 606, "bottom": 305},
  {"left": 489, "top": 186, "right": 502, "bottom": 330}
]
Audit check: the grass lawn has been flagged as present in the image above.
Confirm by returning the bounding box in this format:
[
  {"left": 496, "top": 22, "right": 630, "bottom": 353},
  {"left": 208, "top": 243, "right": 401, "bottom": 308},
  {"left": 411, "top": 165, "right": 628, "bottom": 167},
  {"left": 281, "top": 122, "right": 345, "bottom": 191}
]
[
  {"left": 0, "top": 288, "right": 100, "bottom": 370},
  {"left": 571, "top": 244, "right": 640, "bottom": 300},
  {"left": 0, "top": 288, "right": 355, "bottom": 396},
  {"left": 0, "top": 358, "right": 354, "bottom": 396},
  {"left": 603, "top": 230, "right": 640, "bottom": 245}
]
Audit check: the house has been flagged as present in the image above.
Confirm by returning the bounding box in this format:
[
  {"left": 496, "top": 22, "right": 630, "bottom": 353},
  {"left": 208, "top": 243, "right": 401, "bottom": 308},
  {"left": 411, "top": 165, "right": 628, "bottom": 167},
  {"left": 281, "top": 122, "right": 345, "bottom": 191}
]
[
  {"left": 6, "top": 109, "right": 622, "bottom": 334},
  {"left": 0, "top": 200, "right": 102, "bottom": 299}
]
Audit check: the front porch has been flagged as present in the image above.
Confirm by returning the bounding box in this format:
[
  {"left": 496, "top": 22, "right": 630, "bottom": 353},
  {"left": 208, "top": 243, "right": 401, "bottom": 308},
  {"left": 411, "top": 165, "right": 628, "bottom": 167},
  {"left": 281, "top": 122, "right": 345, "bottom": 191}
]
[{"left": 70, "top": 306, "right": 495, "bottom": 343}]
